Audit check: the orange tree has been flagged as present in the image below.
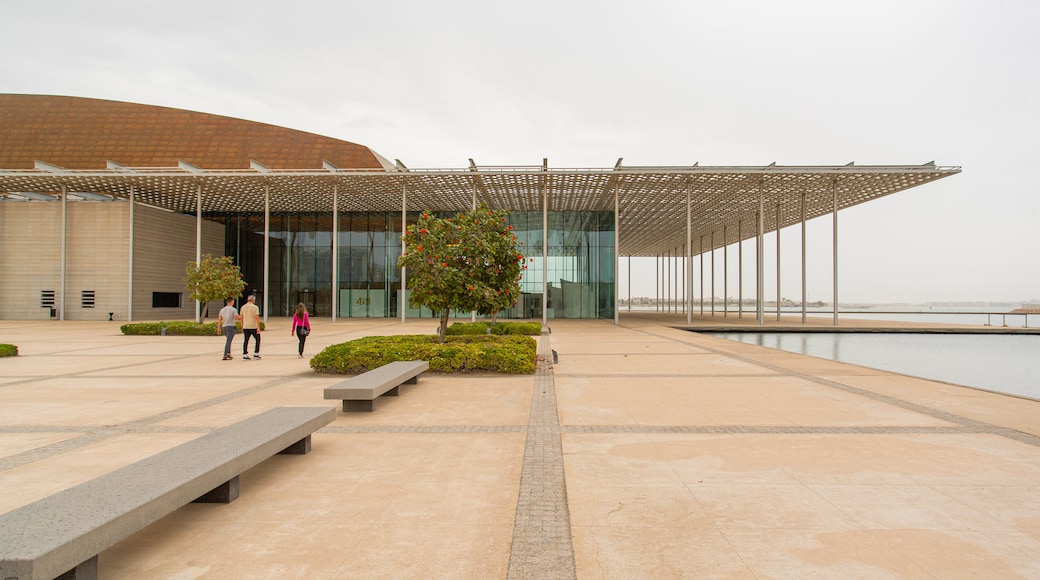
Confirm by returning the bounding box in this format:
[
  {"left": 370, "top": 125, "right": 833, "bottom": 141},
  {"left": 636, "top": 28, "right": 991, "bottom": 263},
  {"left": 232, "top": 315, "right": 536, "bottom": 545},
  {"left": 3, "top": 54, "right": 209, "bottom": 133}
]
[
  {"left": 398, "top": 206, "right": 526, "bottom": 342},
  {"left": 184, "top": 254, "right": 247, "bottom": 323}
]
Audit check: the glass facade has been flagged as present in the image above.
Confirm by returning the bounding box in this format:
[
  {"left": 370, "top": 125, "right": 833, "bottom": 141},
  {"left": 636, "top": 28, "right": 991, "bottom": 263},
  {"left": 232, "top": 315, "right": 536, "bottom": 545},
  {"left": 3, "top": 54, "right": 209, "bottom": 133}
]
[{"left": 213, "top": 210, "right": 614, "bottom": 319}]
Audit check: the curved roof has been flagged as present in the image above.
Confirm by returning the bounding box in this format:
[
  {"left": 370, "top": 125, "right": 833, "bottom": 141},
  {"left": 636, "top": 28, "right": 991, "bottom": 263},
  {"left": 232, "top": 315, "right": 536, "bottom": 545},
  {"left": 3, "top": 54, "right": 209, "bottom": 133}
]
[{"left": 0, "top": 94, "right": 390, "bottom": 170}]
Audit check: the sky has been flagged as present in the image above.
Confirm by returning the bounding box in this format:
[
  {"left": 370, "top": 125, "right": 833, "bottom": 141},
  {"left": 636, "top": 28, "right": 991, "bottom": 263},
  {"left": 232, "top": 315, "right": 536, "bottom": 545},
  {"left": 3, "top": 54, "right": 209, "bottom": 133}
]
[{"left": 2, "top": 0, "right": 1038, "bottom": 304}]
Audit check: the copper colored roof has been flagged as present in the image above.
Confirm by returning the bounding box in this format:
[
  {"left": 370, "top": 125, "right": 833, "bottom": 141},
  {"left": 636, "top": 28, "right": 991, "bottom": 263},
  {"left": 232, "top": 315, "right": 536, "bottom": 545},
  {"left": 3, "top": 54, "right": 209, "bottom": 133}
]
[{"left": 0, "top": 94, "right": 388, "bottom": 170}]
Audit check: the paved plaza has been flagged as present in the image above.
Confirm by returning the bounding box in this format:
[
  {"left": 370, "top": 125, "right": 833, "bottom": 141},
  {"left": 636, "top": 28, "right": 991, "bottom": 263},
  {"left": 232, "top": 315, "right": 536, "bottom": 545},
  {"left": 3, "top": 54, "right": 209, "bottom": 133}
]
[{"left": 0, "top": 315, "right": 1038, "bottom": 579}]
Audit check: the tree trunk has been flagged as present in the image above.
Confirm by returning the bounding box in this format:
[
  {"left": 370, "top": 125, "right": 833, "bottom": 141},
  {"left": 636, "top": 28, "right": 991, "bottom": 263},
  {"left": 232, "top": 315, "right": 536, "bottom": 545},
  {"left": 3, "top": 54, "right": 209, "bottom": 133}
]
[{"left": 438, "top": 309, "right": 449, "bottom": 343}]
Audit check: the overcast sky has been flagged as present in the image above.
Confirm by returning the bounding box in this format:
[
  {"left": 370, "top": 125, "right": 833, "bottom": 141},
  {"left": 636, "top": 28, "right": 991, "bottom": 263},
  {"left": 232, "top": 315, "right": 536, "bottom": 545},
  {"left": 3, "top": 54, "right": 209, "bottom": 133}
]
[{"left": 2, "top": 0, "right": 1037, "bottom": 304}]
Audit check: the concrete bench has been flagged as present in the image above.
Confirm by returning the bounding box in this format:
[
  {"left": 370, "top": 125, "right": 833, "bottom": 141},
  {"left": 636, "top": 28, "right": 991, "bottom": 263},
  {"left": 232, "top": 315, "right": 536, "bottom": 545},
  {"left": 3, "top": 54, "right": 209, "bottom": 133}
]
[
  {"left": 0, "top": 406, "right": 335, "bottom": 580},
  {"left": 323, "top": 360, "right": 429, "bottom": 412}
]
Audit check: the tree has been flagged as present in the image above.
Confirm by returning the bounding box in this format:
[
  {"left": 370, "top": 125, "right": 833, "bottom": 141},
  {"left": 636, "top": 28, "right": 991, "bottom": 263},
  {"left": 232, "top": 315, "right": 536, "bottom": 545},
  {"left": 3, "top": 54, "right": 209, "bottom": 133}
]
[
  {"left": 184, "top": 254, "right": 247, "bottom": 323},
  {"left": 398, "top": 206, "right": 526, "bottom": 342}
]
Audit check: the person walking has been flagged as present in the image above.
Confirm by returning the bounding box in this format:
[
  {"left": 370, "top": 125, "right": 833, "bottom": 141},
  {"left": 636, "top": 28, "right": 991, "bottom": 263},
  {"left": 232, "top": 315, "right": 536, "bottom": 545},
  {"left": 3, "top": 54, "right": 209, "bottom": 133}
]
[
  {"left": 240, "top": 295, "right": 261, "bottom": 360},
  {"left": 290, "top": 303, "right": 311, "bottom": 358},
  {"left": 216, "top": 297, "right": 241, "bottom": 361}
]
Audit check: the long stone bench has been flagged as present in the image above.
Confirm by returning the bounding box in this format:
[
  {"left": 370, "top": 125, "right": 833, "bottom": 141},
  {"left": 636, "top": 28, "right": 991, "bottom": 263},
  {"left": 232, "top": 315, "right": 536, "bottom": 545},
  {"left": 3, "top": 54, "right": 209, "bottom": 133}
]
[
  {"left": 0, "top": 406, "right": 335, "bottom": 580},
  {"left": 323, "top": 360, "right": 429, "bottom": 412}
]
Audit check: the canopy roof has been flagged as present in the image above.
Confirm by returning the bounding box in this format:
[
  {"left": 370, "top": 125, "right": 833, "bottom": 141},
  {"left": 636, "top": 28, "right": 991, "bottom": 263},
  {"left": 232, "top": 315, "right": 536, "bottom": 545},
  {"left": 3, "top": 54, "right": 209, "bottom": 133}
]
[{"left": 0, "top": 160, "right": 959, "bottom": 257}]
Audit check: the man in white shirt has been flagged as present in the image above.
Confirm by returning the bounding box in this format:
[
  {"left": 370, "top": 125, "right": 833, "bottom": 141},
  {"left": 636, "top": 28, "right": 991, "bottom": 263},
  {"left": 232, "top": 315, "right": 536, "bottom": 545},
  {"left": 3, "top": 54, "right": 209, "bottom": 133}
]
[{"left": 240, "top": 295, "right": 261, "bottom": 360}]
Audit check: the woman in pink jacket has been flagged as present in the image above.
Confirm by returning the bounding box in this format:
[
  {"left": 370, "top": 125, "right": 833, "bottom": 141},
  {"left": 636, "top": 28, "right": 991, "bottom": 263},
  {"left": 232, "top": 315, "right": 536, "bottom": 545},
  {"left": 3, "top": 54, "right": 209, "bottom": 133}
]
[{"left": 290, "top": 303, "right": 311, "bottom": 358}]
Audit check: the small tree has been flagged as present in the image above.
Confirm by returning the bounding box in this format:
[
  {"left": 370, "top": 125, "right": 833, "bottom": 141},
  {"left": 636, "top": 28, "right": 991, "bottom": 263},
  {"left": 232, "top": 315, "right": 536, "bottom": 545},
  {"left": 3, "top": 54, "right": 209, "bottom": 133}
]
[
  {"left": 184, "top": 254, "right": 247, "bottom": 323},
  {"left": 398, "top": 206, "right": 525, "bottom": 342}
]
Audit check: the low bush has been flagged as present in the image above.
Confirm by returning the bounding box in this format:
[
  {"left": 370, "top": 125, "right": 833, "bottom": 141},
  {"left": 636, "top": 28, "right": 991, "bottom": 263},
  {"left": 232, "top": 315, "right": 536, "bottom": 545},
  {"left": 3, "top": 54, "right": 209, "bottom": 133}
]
[
  {"left": 0, "top": 344, "right": 17, "bottom": 357},
  {"left": 120, "top": 321, "right": 265, "bottom": 335},
  {"left": 446, "top": 321, "right": 542, "bottom": 336},
  {"left": 311, "top": 334, "right": 537, "bottom": 374}
]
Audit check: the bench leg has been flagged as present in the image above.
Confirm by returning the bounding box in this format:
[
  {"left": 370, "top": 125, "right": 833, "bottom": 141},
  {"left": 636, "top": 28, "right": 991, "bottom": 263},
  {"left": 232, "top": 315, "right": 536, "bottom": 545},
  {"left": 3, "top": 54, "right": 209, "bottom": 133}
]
[
  {"left": 56, "top": 555, "right": 98, "bottom": 580},
  {"left": 279, "top": 434, "right": 311, "bottom": 455},
  {"left": 404, "top": 374, "right": 421, "bottom": 385},
  {"left": 343, "top": 399, "right": 376, "bottom": 412},
  {"left": 193, "top": 475, "right": 240, "bottom": 503},
  {"left": 385, "top": 385, "right": 400, "bottom": 396}
]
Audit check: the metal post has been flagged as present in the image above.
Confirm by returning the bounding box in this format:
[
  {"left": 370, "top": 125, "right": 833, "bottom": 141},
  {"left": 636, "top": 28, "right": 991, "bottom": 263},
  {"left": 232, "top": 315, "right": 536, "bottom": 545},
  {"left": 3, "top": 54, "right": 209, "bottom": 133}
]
[
  {"left": 710, "top": 230, "right": 715, "bottom": 315},
  {"left": 738, "top": 220, "right": 743, "bottom": 319},
  {"left": 832, "top": 179, "right": 839, "bottom": 326},
  {"left": 699, "top": 235, "right": 704, "bottom": 315},
  {"left": 723, "top": 226, "right": 728, "bottom": 317},
  {"left": 263, "top": 185, "right": 270, "bottom": 323},
  {"left": 472, "top": 179, "right": 477, "bottom": 323},
  {"left": 195, "top": 184, "right": 202, "bottom": 323},
  {"left": 757, "top": 180, "right": 765, "bottom": 326},
  {"left": 401, "top": 181, "right": 407, "bottom": 323},
  {"left": 776, "top": 200, "right": 781, "bottom": 322},
  {"left": 541, "top": 160, "right": 548, "bottom": 328},
  {"left": 614, "top": 179, "right": 620, "bottom": 325},
  {"left": 332, "top": 184, "right": 338, "bottom": 323},
  {"left": 127, "top": 185, "right": 134, "bottom": 322},
  {"left": 687, "top": 182, "right": 692, "bottom": 324},
  {"left": 801, "top": 191, "right": 807, "bottom": 324},
  {"left": 60, "top": 185, "right": 67, "bottom": 321},
  {"left": 627, "top": 255, "right": 632, "bottom": 312}
]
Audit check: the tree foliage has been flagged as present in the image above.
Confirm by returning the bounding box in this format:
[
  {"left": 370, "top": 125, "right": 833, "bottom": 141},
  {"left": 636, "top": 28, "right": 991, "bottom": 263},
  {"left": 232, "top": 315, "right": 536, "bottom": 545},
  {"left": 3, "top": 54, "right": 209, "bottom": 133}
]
[
  {"left": 398, "top": 206, "right": 526, "bottom": 342},
  {"left": 184, "top": 254, "right": 247, "bottom": 323}
]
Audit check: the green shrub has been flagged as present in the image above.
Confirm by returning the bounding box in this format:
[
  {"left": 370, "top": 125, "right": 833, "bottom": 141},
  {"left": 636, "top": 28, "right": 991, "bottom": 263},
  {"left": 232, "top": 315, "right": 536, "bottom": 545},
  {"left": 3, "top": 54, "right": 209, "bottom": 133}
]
[
  {"left": 0, "top": 344, "right": 17, "bottom": 357},
  {"left": 446, "top": 321, "right": 542, "bottom": 336},
  {"left": 311, "top": 334, "right": 537, "bottom": 374},
  {"left": 120, "top": 321, "right": 264, "bottom": 335}
]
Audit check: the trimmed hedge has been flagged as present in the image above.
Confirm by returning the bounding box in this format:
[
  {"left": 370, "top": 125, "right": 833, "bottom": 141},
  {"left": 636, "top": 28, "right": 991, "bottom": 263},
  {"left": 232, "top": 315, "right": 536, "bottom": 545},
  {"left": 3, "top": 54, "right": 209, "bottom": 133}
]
[
  {"left": 311, "top": 334, "right": 537, "bottom": 374},
  {"left": 446, "top": 321, "right": 542, "bottom": 336},
  {"left": 0, "top": 344, "right": 17, "bottom": 357},
  {"left": 120, "top": 321, "right": 265, "bottom": 335}
]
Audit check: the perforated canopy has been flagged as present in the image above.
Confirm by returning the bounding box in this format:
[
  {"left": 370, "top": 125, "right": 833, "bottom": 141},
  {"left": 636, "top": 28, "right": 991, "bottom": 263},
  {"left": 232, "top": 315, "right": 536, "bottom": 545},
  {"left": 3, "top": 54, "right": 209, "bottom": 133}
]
[{"left": 0, "top": 160, "right": 959, "bottom": 257}]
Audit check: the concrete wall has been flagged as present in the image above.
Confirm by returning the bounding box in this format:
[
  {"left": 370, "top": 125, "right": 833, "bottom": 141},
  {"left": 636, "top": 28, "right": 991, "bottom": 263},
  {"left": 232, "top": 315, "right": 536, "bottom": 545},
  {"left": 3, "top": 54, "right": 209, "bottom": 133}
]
[{"left": 0, "top": 200, "right": 224, "bottom": 321}]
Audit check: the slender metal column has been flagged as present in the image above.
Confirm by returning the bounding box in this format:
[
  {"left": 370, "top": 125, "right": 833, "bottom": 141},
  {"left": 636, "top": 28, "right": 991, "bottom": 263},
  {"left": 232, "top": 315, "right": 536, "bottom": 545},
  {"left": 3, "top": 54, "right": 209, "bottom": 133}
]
[
  {"left": 60, "top": 185, "right": 67, "bottom": 321},
  {"left": 757, "top": 180, "right": 765, "bottom": 325},
  {"left": 738, "top": 220, "right": 743, "bottom": 319},
  {"left": 776, "top": 200, "right": 781, "bottom": 322},
  {"left": 541, "top": 161, "right": 548, "bottom": 328},
  {"left": 801, "top": 191, "right": 807, "bottom": 323},
  {"left": 666, "top": 249, "right": 671, "bottom": 313},
  {"left": 472, "top": 180, "right": 477, "bottom": 322},
  {"left": 127, "top": 185, "right": 134, "bottom": 322},
  {"left": 195, "top": 184, "right": 202, "bottom": 323},
  {"left": 627, "top": 255, "right": 632, "bottom": 313},
  {"left": 832, "top": 179, "right": 839, "bottom": 326},
  {"left": 686, "top": 182, "right": 692, "bottom": 324},
  {"left": 614, "top": 179, "right": 620, "bottom": 325},
  {"left": 263, "top": 185, "right": 270, "bottom": 322},
  {"left": 655, "top": 255, "right": 659, "bottom": 312},
  {"left": 710, "top": 230, "right": 715, "bottom": 315},
  {"left": 332, "top": 184, "right": 338, "bottom": 323},
  {"left": 723, "top": 226, "right": 728, "bottom": 317},
  {"left": 699, "top": 235, "right": 704, "bottom": 315},
  {"left": 401, "top": 181, "right": 407, "bottom": 323}
]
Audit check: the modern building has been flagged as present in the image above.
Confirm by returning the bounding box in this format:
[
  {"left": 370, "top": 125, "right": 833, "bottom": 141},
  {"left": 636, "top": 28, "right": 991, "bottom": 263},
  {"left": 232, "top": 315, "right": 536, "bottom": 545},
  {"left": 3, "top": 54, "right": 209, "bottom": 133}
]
[{"left": 0, "top": 94, "right": 960, "bottom": 324}]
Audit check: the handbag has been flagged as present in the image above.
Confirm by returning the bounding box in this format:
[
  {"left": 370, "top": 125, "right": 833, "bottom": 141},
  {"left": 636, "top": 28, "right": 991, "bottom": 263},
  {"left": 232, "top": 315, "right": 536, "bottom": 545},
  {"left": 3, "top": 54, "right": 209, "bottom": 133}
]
[{"left": 298, "top": 326, "right": 310, "bottom": 337}]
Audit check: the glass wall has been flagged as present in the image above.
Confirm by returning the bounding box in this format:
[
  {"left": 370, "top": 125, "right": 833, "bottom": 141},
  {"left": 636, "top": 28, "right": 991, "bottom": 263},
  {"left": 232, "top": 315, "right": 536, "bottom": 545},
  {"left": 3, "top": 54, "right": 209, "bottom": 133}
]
[
  {"left": 503, "top": 211, "right": 615, "bottom": 319},
  {"left": 214, "top": 209, "right": 614, "bottom": 319}
]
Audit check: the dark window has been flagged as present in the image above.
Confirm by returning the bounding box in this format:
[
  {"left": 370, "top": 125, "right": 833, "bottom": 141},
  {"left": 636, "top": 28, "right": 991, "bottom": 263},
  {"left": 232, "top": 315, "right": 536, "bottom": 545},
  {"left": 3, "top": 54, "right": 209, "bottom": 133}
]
[{"left": 152, "top": 292, "right": 181, "bottom": 308}]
